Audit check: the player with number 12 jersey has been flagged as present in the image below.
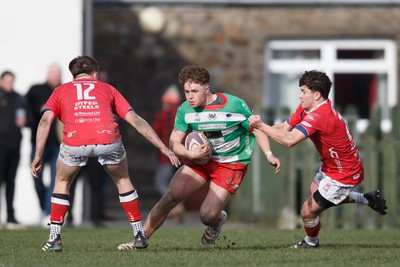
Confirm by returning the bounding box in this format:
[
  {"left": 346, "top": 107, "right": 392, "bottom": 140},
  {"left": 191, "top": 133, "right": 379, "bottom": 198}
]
[{"left": 43, "top": 77, "right": 132, "bottom": 146}]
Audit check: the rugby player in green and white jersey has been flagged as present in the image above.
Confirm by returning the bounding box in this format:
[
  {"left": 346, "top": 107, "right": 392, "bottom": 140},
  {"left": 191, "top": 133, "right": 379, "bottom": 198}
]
[
  {"left": 117, "top": 65, "right": 280, "bottom": 250},
  {"left": 175, "top": 92, "right": 256, "bottom": 165}
]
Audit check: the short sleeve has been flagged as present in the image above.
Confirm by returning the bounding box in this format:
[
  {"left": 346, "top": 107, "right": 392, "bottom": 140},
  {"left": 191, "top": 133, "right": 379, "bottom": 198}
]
[
  {"left": 174, "top": 105, "right": 189, "bottom": 133},
  {"left": 42, "top": 87, "right": 61, "bottom": 117},
  {"left": 111, "top": 86, "right": 133, "bottom": 118},
  {"left": 238, "top": 98, "right": 253, "bottom": 130},
  {"left": 288, "top": 104, "right": 304, "bottom": 127}
]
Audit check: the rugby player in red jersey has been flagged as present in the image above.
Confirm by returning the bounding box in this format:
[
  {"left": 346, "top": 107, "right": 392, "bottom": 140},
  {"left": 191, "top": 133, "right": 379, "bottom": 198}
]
[
  {"left": 31, "top": 55, "right": 180, "bottom": 252},
  {"left": 249, "top": 70, "right": 387, "bottom": 249}
]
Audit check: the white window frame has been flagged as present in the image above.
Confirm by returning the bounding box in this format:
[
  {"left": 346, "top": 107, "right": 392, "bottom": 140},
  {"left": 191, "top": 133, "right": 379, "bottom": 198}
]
[{"left": 264, "top": 39, "right": 397, "bottom": 122}]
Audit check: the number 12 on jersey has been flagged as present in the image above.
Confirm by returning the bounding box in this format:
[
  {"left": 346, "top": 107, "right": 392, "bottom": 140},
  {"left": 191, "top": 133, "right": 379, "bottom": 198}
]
[{"left": 75, "top": 83, "right": 95, "bottom": 100}]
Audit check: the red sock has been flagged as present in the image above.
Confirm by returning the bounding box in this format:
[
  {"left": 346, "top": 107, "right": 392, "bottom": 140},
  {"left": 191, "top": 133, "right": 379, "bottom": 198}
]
[
  {"left": 120, "top": 190, "right": 142, "bottom": 222},
  {"left": 50, "top": 194, "right": 70, "bottom": 224},
  {"left": 304, "top": 220, "right": 321, "bottom": 238}
]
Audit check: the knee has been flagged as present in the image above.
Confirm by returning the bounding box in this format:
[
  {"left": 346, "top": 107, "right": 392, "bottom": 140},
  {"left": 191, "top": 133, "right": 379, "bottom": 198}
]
[
  {"left": 157, "top": 189, "right": 181, "bottom": 209},
  {"left": 199, "top": 207, "right": 220, "bottom": 226},
  {"left": 165, "top": 187, "right": 183, "bottom": 201},
  {"left": 300, "top": 209, "right": 314, "bottom": 222},
  {"left": 300, "top": 204, "right": 318, "bottom": 222}
]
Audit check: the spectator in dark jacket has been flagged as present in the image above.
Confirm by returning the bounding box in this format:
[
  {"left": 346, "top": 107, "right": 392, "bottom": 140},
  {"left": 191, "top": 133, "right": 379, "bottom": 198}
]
[{"left": 0, "top": 70, "right": 27, "bottom": 228}]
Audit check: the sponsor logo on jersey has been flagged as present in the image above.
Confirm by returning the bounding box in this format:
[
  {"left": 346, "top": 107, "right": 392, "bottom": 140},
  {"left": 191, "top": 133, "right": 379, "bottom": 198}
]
[
  {"left": 208, "top": 113, "right": 217, "bottom": 120},
  {"left": 74, "top": 111, "right": 101, "bottom": 116},
  {"left": 67, "top": 131, "right": 76, "bottom": 138},
  {"left": 97, "top": 129, "right": 113, "bottom": 134},
  {"left": 74, "top": 101, "right": 100, "bottom": 110},
  {"left": 185, "top": 112, "right": 246, "bottom": 123},
  {"left": 307, "top": 114, "right": 316, "bottom": 121},
  {"left": 198, "top": 124, "right": 226, "bottom": 130},
  {"left": 75, "top": 118, "right": 101, "bottom": 123}
]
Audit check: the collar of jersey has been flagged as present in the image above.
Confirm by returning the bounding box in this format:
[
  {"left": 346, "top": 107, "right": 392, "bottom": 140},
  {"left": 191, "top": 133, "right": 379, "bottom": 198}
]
[
  {"left": 198, "top": 93, "right": 227, "bottom": 111},
  {"left": 304, "top": 99, "right": 329, "bottom": 114}
]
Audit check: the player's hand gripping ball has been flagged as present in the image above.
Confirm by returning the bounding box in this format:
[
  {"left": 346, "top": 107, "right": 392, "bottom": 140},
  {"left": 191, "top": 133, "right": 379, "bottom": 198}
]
[{"left": 184, "top": 132, "right": 211, "bottom": 165}]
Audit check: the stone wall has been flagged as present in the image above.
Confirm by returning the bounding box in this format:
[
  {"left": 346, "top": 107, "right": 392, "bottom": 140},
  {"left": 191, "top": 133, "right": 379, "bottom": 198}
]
[{"left": 95, "top": 5, "right": 400, "bottom": 106}]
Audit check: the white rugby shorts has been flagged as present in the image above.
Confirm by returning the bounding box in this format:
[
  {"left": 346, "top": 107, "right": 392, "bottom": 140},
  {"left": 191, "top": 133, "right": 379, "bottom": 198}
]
[
  {"left": 313, "top": 170, "right": 357, "bottom": 205},
  {"left": 58, "top": 140, "right": 126, "bottom": 167}
]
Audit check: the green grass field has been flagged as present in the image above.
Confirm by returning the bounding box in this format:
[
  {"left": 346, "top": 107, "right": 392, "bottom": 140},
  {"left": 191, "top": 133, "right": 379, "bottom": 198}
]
[{"left": 1, "top": 227, "right": 399, "bottom": 267}]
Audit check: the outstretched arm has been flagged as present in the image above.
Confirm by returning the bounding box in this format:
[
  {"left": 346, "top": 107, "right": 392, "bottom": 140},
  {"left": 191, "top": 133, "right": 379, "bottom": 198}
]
[
  {"left": 124, "top": 110, "right": 180, "bottom": 167},
  {"left": 249, "top": 115, "right": 306, "bottom": 147},
  {"left": 31, "top": 110, "right": 54, "bottom": 178}
]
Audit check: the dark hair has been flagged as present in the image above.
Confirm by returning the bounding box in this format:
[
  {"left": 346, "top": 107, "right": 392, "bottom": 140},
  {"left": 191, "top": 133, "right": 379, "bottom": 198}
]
[
  {"left": 178, "top": 65, "right": 210, "bottom": 87},
  {"left": 1, "top": 70, "right": 15, "bottom": 79},
  {"left": 68, "top": 55, "right": 99, "bottom": 78},
  {"left": 299, "top": 70, "right": 332, "bottom": 99}
]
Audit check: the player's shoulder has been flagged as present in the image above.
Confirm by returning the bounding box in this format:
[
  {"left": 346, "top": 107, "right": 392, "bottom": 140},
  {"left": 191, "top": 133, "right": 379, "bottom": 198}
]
[
  {"left": 305, "top": 102, "right": 333, "bottom": 125},
  {"left": 221, "top": 92, "right": 241, "bottom": 101},
  {"left": 96, "top": 79, "right": 111, "bottom": 87},
  {"left": 221, "top": 92, "right": 251, "bottom": 114},
  {"left": 177, "top": 100, "right": 192, "bottom": 111},
  {"left": 94, "top": 80, "right": 109, "bottom": 91},
  {"left": 216, "top": 92, "right": 243, "bottom": 106},
  {"left": 313, "top": 101, "right": 333, "bottom": 117},
  {"left": 306, "top": 107, "right": 324, "bottom": 121},
  {"left": 52, "top": 83, "right": 68, "bottom": 94}
]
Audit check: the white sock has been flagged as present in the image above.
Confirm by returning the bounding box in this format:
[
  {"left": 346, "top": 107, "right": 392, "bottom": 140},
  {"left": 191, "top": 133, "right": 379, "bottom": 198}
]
[
  {"left": 305, "top": 236, "right": 319, "bottom": 246},
  {"left": 348, "top": 192, "right": 368, "bottom": 205},
  {"left": 131, "top": 220, "right": 144, "bottom": 236},
  {"left": 49, "top": 224, "right": 61, "bottom": 241}
]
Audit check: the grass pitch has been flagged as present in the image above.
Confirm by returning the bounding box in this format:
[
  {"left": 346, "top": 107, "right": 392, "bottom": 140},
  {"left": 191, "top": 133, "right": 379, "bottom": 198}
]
[{"left": 0, "top": 227, "right": 399, "bottom": 267}]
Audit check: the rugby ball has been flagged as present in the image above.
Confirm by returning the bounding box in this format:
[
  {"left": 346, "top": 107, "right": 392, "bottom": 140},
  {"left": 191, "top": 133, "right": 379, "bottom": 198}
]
[{"left": 184, "top": 132, "right": 211, "bottom": 165}]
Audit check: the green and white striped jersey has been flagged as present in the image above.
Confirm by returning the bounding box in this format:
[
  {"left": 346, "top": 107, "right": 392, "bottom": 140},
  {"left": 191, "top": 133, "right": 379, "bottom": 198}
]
[{"left": 175, "top": 92, "right": 255, "bottom": 165}]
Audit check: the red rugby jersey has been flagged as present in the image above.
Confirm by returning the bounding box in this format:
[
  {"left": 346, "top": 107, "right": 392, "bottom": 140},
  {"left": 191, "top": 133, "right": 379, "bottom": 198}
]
[
  {"left": 43, "top": 78, "right": 132, "bottom": 146},
  {"left": 288, "top": 100, "right": 364, "bottom": 185}
]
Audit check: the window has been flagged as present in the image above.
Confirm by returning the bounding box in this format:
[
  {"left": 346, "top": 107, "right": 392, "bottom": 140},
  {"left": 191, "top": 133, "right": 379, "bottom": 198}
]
[{"left": 264, "top": 39, "right": 397, "bottom": 132}]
